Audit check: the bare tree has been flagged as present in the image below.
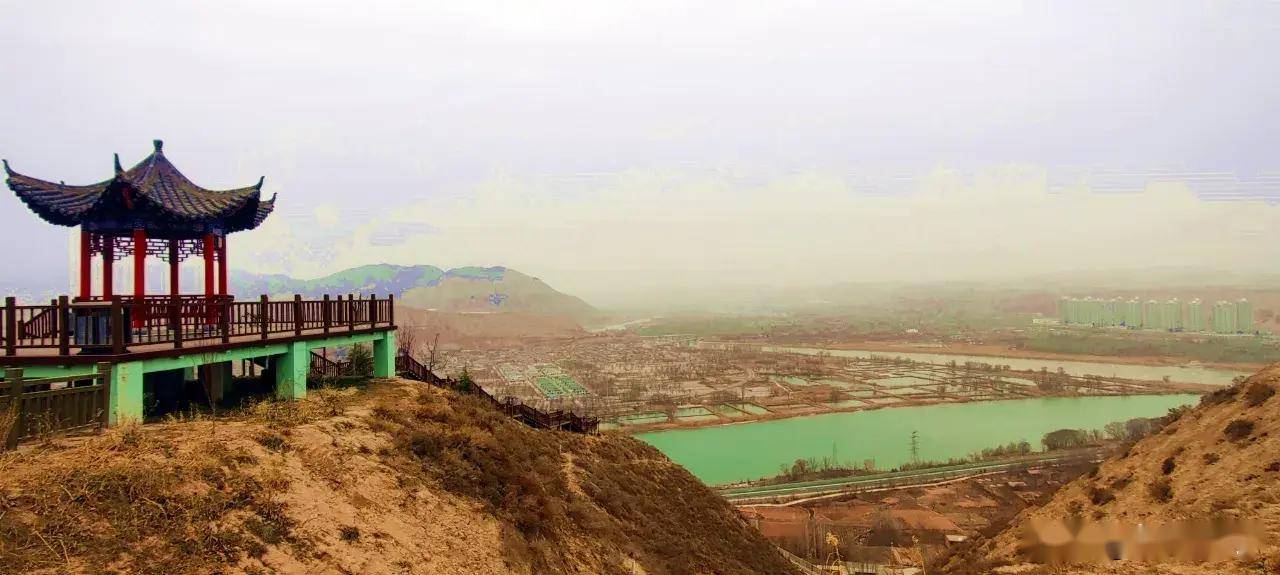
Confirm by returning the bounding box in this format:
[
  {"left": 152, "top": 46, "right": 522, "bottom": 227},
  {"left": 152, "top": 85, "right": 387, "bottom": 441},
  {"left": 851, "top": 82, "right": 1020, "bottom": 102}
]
[
  {"left": 397, "top": 327, "right": 418, "bottom": 357},
  {"left": 425, "top": 332, "right": 449, "bottom": 373}
]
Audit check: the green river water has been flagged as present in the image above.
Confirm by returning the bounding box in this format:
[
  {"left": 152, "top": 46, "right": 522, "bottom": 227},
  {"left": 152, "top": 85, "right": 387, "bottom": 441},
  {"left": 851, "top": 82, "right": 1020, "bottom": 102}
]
[{"left": 637, "top": 394, "right": 1199, "bottom": 486}]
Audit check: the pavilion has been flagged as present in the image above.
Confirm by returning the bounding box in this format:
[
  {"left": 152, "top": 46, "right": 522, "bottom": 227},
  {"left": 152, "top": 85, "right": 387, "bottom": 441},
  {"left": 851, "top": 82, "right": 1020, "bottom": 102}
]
[
  {"left": 1, "top": 141, "right": 397, "bottom": 439},
  {"left": 5, "top": 139, "right": 271, "bottom": 309}
]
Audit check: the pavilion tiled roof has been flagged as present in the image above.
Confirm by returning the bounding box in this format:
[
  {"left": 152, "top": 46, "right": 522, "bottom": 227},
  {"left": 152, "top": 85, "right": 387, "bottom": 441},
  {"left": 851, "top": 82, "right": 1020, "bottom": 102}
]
[{"left": 3, "top": 140, "right": 275, "bottom": 236}]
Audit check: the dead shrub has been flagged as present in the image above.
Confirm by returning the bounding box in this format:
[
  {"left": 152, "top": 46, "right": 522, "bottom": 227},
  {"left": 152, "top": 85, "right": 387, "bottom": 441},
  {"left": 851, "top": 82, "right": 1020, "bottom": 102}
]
[
  {"left": 1148, "top": 478, "right": 1173, "bottom": 503},
  {"left": 1160, "top": 456, "right": 1176, "bottom": 475},
  {"left": 1088, "top": 486, "right": 1115, "bottom": 506},
  {"left": 339, "top": 525, "right": 361, "bottom": 542},
  {"left": 1245, "top": 384, "right": 1276, "bottom": 408},
  {"left": 1200, "top": 386, "right": 1239, "bottom": 407},
  {"left": 255, "top": 431, "right": 290, "bottom": 452},
  {"left": 1203, "top": 452, "right": 1220, "bottom": 465},
  {"left": 1224, "top": 419, "right": 1256, "bottom": 442}
]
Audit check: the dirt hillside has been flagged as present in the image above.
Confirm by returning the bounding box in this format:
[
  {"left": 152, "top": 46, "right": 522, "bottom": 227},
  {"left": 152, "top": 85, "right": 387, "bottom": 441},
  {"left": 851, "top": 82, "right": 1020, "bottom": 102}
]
[
  {"left": 942, "top": 364, "right": 1280, "bottom": 574},
  {"left": 0, "top": 379, "right": 796, "bottom": 575},
  {"left": 398, "top": 306, "right": 587, "bottom": 349}
]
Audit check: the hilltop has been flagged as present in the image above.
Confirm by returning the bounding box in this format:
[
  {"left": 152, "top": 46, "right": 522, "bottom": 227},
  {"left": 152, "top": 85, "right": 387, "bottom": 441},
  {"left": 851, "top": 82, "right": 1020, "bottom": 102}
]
[
  {"left": 941, "top": 365, "right": 1280, "bottom": 574},
  {"left": 0, "top": 378, "right": 796, "bottom": 575},
  {"left": 233, "top": 264, "right": 597, "bottom": 322}
]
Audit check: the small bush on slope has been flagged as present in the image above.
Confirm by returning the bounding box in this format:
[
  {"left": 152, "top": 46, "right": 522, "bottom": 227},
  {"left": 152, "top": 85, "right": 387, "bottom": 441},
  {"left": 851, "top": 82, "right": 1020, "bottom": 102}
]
[{"left": 1244, "top": 383, "right": 1275, "bottom": 408}]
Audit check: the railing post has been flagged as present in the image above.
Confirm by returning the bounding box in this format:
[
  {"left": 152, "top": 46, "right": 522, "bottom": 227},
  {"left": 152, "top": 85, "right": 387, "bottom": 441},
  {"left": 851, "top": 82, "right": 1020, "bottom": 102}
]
[
  {"left": 57, "top": 295, "right": 70, "bottom": 355},
  {"left": 347, "top": 294, "right": 355, "bottom": 331},
  {"left": 293, "top": 295, "right": 303, "bottom": 335},
  {"left": 368, "top": 294, "right": 377, "bottom": 325},
  {"left": 3, "top": 297, "right": 15, "bottom": 356},
  {"left": 5, "top": 367, "right": 24, "bottom": 449},
  {"left": 170, "top": 294, "right": 183, "bottom": 349},
  {"left": 110, "top": 297, "right": 125, "bottom": 355},
  {"left": 322, "top": 295, "right": 331, "bottom": 334},
  {"left": 388, "top": 294, "right": 395, "bottom": 327},
  {"left": 259, "top": 295, "right": 269, "bottom": 340},
  {"left": 220, "top": 300, "right": 231, "bottom": 344},
  {"left": 96, "top": 362, "right": 112, "bottom": 429}
]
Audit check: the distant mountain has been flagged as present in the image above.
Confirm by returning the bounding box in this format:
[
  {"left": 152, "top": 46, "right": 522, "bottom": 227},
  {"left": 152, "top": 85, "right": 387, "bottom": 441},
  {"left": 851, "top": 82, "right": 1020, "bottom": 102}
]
[{"left": 231, "top": 264, "right": 597, "bottom": 320}]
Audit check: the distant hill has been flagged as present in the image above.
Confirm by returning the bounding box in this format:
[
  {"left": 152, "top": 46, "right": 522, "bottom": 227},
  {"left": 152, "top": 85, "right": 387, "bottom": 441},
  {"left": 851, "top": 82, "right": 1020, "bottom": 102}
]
[{"left": 232, "top": 264, "right": 597, "bottom": 321}]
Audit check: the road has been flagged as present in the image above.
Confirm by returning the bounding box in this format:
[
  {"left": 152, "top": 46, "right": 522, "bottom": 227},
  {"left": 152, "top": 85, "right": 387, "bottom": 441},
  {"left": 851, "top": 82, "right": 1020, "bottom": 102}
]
[{"left": 718, "top": 449, "right": 1103, "bottom": 504}]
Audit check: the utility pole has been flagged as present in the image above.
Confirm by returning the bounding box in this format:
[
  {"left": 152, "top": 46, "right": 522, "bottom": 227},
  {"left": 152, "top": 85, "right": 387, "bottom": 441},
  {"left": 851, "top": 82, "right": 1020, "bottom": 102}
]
[{"left": 910, "top": 431, "right": 920, "bottom": 463}]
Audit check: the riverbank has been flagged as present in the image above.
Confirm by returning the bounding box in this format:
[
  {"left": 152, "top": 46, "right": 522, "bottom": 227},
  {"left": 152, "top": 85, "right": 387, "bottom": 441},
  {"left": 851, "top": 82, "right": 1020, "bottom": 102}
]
[
  {"left": 791, "top": 340, "right": 1267, "bottom": 373},
  {"left": 720, "top": 447, "right": 1104, "bottom": 504},
  {"left": 635, "top": 394, "right": 1200, "bottom": 486},
  {"left": 606, "top": 381, "right": 1209, "bottom": 434}
]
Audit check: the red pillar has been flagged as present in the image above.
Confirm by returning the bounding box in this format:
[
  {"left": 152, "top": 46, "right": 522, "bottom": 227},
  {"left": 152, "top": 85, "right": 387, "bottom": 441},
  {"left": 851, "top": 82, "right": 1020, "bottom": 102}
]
[
  {"left": 169, "top": 239, "right": 180, "bottom": 296},
  {"left": 102, "top": 234, "right": 114, "bottom": 299},
  {"left": 203, "top": 234, "right": 215, "bottom": 297},
  {"left": 133, "top": 229, "right": 147, "bottom": 328},
  {"left": 79, "top": 229, "right": 92, "bottom": 300},
  {"left": 217, "top": 235, "right": 228, "bottom": 296}
]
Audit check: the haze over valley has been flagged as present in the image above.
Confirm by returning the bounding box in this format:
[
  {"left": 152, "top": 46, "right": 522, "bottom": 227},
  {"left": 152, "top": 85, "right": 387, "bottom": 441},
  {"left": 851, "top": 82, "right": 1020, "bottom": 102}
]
[{"left": 2, "top": 2, "right": 1279, "bottom": 574}]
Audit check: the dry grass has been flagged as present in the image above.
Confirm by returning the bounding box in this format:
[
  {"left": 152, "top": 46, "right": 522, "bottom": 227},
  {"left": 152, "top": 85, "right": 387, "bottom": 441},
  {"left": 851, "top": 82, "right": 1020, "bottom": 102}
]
[
  {"left": 0, "top": 389, "right": 372, "bottom": 574},
  {"left": 369, "top": 384, "right": 798, "bottom": 575},
  {"left": 0, "top": 425, "right": 300, "bottom": 575},
  {"left": 0, "top": 402, "right": 18, "bottom": 447},
  {"left": 1, "top": 380, "right": 795, "bottom": 575}
]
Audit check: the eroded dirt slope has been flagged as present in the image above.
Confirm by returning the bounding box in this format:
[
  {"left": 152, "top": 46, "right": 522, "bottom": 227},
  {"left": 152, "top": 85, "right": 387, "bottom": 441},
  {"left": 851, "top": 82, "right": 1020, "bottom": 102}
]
[
  {"left": 942, "top": 365, "right": 1280, "bottom": 575},
  {"left": 0, "top": 379, "right": 795, "bottom": 575}
]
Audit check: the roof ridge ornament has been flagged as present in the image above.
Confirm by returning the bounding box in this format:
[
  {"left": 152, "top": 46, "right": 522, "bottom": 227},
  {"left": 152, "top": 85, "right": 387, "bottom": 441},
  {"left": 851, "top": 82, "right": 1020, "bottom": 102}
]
[
  {"left": 1, "top": 159, "right": 9, "bottom": 175},
  {"left": 153, "top": 139, "right": 164, "bottom": 153},
  {"left": 113, "top": 153, "right": 123, "bottom": 174},
  {"left": 257, "top": 176, "right": 265, "bottom": 190}
]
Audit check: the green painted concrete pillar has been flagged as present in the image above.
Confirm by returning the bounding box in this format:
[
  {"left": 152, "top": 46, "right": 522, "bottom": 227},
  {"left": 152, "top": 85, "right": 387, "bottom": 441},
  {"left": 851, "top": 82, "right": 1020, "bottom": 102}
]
[
  {"left": 110, "top": 361, "right": 144, "bottom": 425},
  {"left": 274, "top": 341, "right": 309, "bottom": 400},
  {"left": 373, "top": 330, "right": 396, "bottom": 378}
]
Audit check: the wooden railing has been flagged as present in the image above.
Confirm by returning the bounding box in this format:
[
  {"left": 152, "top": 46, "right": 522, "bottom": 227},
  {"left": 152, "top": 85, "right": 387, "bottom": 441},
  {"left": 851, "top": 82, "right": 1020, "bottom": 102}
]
[
  {"left": 309, "top": 351, "right": 349, "bottom": 379},
  {"left": 395, "top": 352, "right": 599, "bottom": 434},
  {"left": 20, "top": 302, "right": 58, "bottom": 338},
  {"left": 1, "top": 294, "right": 395, "bottom": 356},
  {"left": 2, "top": 364, "right": 112, "bottom": 450}
]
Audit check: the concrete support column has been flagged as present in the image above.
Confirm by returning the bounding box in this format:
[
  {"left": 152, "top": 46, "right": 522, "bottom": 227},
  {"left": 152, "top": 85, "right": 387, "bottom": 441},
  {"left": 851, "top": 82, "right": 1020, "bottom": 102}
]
[
  {"left": 274, "top": 341, "right": 309, "bottom": 400},
  {"left": 373, "top": 330, "right": 396, "bottom": 378},
  {"left": 109, "top": 361, "right": 144, "bottom": 425},
  {"left": 206, "top": 361, "right": 232, "bottom": 403}
]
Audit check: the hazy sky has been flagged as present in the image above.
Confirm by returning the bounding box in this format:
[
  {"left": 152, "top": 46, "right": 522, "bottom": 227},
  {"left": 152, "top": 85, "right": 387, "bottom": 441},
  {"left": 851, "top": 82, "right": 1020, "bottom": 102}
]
[{"left": 1, "top": 1, "right": 1278, "bottom": 305}]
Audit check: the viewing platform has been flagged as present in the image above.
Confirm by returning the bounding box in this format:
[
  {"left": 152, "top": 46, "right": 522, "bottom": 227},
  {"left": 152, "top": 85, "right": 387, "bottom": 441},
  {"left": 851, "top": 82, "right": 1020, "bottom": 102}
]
[
  {"left": 0, "top": 140, "right": 401, "bottom": 436},
  {"left": 1, "top": 294, "right": 398, "bottom": 431}
]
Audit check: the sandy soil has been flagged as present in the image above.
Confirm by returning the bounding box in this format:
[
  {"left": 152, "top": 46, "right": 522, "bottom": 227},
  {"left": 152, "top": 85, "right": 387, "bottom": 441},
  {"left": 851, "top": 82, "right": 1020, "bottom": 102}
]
[{"left": 0, "top": 379, "right": 797, "bottom": 575}]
